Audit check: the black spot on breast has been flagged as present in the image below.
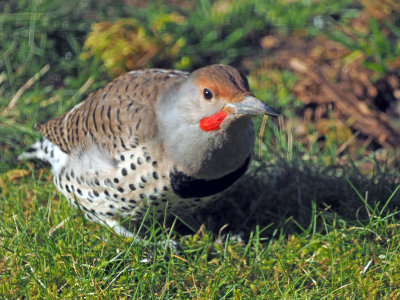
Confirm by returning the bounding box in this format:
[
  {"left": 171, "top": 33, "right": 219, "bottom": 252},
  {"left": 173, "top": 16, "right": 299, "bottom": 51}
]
[
  {"left": 170, "top": 157, "right": 250, "bottom": 199},
  {"left": 144, "top": 152, "right": 151, "bottom": 160},
  {"left": 129, "top": 184, "right": 136, "bottom": 191},
  {"left": 114, "top": 178, "right": 119, "bottom": 184},
  {"left": 121, "top": 168, "right": 128, "bottom": 176}
]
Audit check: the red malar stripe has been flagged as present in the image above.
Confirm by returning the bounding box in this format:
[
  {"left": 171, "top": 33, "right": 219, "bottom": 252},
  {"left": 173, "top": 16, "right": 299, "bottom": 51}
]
[{"left": 199, "top": 110, "right": 227, "bottom": 131}]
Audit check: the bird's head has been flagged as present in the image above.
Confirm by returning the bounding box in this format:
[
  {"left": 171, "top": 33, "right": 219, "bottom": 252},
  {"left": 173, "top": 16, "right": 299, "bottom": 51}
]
[
  {"left": 158, "top": 64, "right": 278, "bottom": 178},
  {"left": 176, "top": 64, "right": 278, "bottom": 131}
]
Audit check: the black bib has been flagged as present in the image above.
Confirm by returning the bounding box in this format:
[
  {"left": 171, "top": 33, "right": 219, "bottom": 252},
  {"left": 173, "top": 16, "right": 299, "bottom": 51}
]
[{"left": 170, "top": 156, "right": 250, "bottom": 199}]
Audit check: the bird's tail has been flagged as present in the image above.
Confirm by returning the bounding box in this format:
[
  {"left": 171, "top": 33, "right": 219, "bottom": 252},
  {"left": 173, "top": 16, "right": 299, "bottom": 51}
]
[{"left": 18, "top": 138, "right": 68, "bottom": 174}]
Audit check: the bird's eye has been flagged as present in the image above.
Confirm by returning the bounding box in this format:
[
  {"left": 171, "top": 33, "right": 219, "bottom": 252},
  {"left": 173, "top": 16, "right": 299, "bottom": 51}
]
[{"left": 203, "top": 88, "right": 213, "bottom": 100}]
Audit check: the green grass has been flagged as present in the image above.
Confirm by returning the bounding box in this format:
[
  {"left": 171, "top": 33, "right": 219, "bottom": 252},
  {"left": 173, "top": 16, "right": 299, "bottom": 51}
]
[
  {"left": 1, "top": 0, "right": 400, "bottom": 298},
  {"left": 2, "top": 172, "right": 400, "bottom": 298}
]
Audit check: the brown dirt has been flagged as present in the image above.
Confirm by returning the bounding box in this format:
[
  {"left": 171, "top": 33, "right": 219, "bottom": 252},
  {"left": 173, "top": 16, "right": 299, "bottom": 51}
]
[{"left": 251, "top": 33, "right": 400, "bottom": 150}]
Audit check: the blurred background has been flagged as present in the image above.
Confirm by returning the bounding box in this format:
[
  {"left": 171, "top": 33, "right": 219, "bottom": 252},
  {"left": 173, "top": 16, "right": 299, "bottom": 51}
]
[{"left": 0, "top": 0, "right": 399, "bottom": 233}]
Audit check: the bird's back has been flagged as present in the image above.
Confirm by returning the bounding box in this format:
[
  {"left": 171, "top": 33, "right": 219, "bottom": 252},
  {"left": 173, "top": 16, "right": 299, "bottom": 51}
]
[{"left": 36, "top": 69, "right": 188, "bottom": 156}]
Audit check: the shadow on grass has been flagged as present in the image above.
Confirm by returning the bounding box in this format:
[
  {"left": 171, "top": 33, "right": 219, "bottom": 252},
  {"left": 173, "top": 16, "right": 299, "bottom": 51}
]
[{"left": 173, "top": 157, "right": 400, "bottom": 238}]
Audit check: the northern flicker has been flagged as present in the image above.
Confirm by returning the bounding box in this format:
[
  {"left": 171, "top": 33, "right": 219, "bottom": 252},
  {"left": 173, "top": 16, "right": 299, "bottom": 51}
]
[{"left": 19, "top": 65, "right": 278, "bottom": 237}]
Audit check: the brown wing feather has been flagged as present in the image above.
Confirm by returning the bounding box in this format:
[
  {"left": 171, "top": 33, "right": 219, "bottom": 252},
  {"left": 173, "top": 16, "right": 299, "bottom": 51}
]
[{"left": 36, "top": 69, "right": 188, "bottom": 155}]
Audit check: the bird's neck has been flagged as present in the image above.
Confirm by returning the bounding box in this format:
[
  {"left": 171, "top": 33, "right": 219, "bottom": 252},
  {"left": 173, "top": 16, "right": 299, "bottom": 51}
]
[{"left": 159, "top": 114, "right": 254, "bottom": 180}]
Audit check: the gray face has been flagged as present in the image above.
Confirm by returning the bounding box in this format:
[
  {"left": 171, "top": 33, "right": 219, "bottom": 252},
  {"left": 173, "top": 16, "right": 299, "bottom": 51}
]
[{"left": 157, "top": 65, "right": 264, "bottom": 179}]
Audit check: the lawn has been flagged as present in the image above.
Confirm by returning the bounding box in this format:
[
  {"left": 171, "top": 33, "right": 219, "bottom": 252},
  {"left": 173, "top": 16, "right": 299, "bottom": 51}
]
[{"left": 1, "top": 0, "right": 400, "bottom": 298}]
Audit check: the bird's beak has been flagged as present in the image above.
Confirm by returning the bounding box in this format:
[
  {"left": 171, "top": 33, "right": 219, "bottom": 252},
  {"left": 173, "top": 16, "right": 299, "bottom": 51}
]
[{"left": 225, "top": 95, "right": 278, "bottom": 117}]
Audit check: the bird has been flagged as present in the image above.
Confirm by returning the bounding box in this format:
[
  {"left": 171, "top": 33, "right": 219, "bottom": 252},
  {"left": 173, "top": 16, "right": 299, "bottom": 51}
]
[{"left": 19, "top": 64, "right": 278, "bottom": 237}]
